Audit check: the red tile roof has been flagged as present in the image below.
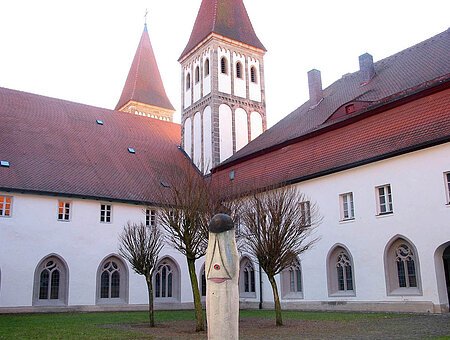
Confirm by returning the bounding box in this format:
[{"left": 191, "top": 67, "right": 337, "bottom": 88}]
[
  {"left": 116, "top": 25, "right": 175, "bottom": 112},
  {"left": 211, "top": 85, "right": 450, "bottom": 194},
  {"left": 0, "top": 87, "right": 192, "bottom": 204},
  {"left": 179, "top": 0, "right": 266, "bottom": 60},
  {"left": 220, "top": 28, "right": 450, "bottom": 166}
]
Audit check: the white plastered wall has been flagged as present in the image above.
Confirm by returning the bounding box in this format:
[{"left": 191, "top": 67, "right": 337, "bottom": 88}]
[
  {"left": 248, "top": 58, "right": 262, "bottom": 102},
  {"left": 235, "top": 108, "right": 249, "bottom": 152},
  {"left": 193, "top": 112, "right": 202, "bottom": 167}
]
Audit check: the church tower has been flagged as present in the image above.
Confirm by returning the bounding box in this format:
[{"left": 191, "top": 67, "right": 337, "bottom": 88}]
[
  {"left": 179, "top": 0, "right": 267, "bottom": 173},
  {"left": 116, "top": 24, "right": 175, "bottom": 121}
]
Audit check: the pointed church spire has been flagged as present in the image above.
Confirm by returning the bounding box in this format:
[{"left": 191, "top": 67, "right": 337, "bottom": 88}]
[
  {"left": 116, "top": 24, "right": 175, "bottom": 121},
  {"left": 179, "top": 0, "right": 266, "bottom": 60}
]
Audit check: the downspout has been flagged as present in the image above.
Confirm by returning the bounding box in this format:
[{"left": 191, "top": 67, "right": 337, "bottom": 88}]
[{"left": 259, "top": 263, "right": 263, "bottom": 309}]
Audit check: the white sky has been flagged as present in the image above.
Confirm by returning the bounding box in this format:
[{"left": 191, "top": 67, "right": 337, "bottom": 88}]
[{"left": 0, "top": 1, "right": 448, "bottom": 127}]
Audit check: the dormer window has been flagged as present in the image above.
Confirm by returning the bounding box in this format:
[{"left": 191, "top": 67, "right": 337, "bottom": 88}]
[
  {"left": 186, "top": 73, "right": 191, "bottom": 90},
  {"left": 221, "top": 57, "right": 228, "bottom": 75},
  {"left": 236, "top": 62, "right": 243, "bottom": 79},
  {"left": 345, "top": 104, "right": 356, "bottom": 114},
  {"left": 204, "top": 58, "right": 210, "bottom": 77},
  {"left": 195, "top": 66, "right": 200, "bottom": 83},
  {"left": 250, "top": 66, "right": 257, "bottom": 83}
]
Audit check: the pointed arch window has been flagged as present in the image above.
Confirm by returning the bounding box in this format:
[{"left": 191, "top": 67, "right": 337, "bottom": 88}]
[
  {"left": 96, "top": 256, "right": 128, "bottom": 304},
  {"left": 33, "top": 255, "right": 68, "bottom": 306},
  {"left": 327, "top": 246, "right": 355, "bottom": 296},
  {"left": 195, "top": 66, "right": 200, "bottom": 84},
  {"left": 100, "top": 261, "right": 121, "bottom": 298},
  {"left": 250, "top": 66, "right": 258, "bottom": 83},
  {"left": 204, "top": 58, "right": 210, "bottom": 77},
  {"left": 281, "top": 259, "right": 303, "bottom": 299},
  {"left": 154, "top": 258, "right": 180, "bottom": 300},
  {"left": 221, "top": 57, "right": 228, "bottom": 75},
  {"left": 236, "top": 62, "right": 243, "bottom": 79},
  {"left": 385, "top": 238, "right": 421, "bottom": 295},
  {"left": 186, "top": 73, "right": 191, "bottom": 90},
  {"left": 239, "top": 258, "right": 256, "bottom": 298}
]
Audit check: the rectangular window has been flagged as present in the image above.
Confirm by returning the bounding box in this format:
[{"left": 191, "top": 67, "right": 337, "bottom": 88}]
[
  {"left": 58, "top": 201, "right": 70, "bottom": 221},
  {"left": 299, "top": 201, "right": 311, "bottom": 225},
  {"left": 376, "top": 184, "right": 393, "bottom": 215},
  {"left": 0, "top": 195, "right": 12, "bottom": 217},
  {"left": 445, "top": 172, "right": 450, "bottom": 204},
  {"left": 340, "top": 192, "right": 354, "bottom": 220},
  {"left": 100, "top": 204, "right": 112, "bottom": 223},
  {"left": 146, "top": 209, "right": 156, "bottom": 228}
]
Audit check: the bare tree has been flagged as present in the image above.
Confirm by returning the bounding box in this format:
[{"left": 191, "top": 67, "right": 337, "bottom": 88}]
[
  {"left": 119, "top": 222, "right": 164, "bottom": 327},
  {"left": 239, "top": 185, "right": 321, "bottom": 326},
  {"left": 157, "top": 163, "right": 213, "bottom": 332}
]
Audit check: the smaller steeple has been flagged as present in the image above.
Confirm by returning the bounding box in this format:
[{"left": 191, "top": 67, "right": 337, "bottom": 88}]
[{"left": 116, "top": 23, "right": 175, "bottom": 121}]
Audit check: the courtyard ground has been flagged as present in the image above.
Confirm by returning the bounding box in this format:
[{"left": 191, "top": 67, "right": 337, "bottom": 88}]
[{"left": 0, "top": 310, "right": 449, "bottom": 339}]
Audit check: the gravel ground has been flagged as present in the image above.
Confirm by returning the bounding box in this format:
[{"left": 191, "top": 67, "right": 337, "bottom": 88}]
[{"left": 114, "top": 313, "right": 450, "bottom": 339}]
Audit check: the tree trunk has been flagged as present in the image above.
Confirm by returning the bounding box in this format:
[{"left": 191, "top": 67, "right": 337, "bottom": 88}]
[
  {"left": 268, "top": 275, "right": 283, "bottom": 326},
  {"left": 187, "top": 257, "right": 205, "bottom": 332},
  {"left": 146, "top": 276, "right": 155, "bottom": 327}
]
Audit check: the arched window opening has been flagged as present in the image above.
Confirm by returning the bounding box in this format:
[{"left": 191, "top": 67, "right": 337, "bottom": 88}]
[
  {"left": 221, "top": 57, "right": 228, "bottom": 75},
  {"left": 195, "top": 66, "right": 200, "bottom": 83},
  {"left": 204, "top": 58, "right": 210, "bottom": 77},
  {"left": 39, "top": 260, "right": 60, "bottom": 300},
  {"left": 385, "top": 237, "right": 422, "bottom": 296},
  {"left": 336, "top": 251, "right": 353, "bottom": 291},
  {"left": 281, "top": 259, "right": 303, "bottom": 299},
  {"left": 239, "top": 258, "right": 256, "bottom": 297},
  {"left": 100, "top": 261, "right": 121, "bottom": 298},
  {"left": 236, "top": 62, "right": 243, "bottom": 79},
  {"left": 327, "top": 246, "right": 355, "bottom": 296},
  {"left": 154, "top": 258, "right": 179, "bottom": 300},
  {"left": 250, "top": 66, "right": 257, "bottom": 83},
  {"left": 186, "top": 73, "right": 191, "bottom": 90},
  {"left": 33, "top": 255, "right": 68, "bottom": 306},
  {"left": 395, "top": 243, "right": 417, "bottom": 288}
]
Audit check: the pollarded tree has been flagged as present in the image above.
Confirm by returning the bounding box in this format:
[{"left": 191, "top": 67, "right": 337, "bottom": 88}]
[
  {"left": 239, "top": 185, "right": 320, "bottom": 326},
  {"left": 157, "top": 163, "right": 213, "bottom": 332},
  {"left": 119, "top": 222, "right": 164, "bottom": 327}
]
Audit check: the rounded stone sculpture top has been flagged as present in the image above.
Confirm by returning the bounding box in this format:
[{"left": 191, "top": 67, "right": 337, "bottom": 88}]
[{"left": 208, "top": 213, "right": 234, "bottom": 233}]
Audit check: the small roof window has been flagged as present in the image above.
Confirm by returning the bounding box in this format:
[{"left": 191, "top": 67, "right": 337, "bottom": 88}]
[
  {"left": 96, "top": 119, "right": 104, "bottom": 125},
  {"left": 0, "top": 160, "right": 10, "bottom": 167},
  {"left": 160, "top": 181, "right": 170, "bottom": 188},
  {"left": 128, "top": 147, "right": 136, "bottom": 154}
]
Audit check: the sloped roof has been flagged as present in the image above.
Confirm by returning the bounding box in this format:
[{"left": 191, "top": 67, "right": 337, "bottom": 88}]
[
  {"left": 211, "top": 85, "right": 450, "bottom": 194},
  {"left": 116, "top": 25, "right": 174, "bottom": 112},
  {"left": 220, "top": 28, "right": 450, "bottom": 166},
  {"left": 0, "top": 87, "right": 190, "bottom": 204},
  {"left": 179, "top": 0, "right": 266, "bottom": 60}
]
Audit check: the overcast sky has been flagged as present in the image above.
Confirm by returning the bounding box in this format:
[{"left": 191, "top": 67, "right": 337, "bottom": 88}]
[{"left": 0, "top": 0, "right": 448, "bottom": 126}]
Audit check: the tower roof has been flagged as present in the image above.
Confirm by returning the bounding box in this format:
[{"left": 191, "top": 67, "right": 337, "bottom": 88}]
[
  {"left": 116, "top": 25, "right": 175, "bottom": 112},
  {"left": 179, "top": 0, "right": 266, "bottom": 60}
]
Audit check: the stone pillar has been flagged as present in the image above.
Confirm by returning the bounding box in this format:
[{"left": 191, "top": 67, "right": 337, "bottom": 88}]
[{"left": 206, "top": 214, "right": 240, "bottom": 340}]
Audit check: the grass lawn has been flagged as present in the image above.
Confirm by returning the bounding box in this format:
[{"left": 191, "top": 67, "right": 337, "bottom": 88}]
[{"left": 0, "top": 310, "right": 448, "bottom": 339}]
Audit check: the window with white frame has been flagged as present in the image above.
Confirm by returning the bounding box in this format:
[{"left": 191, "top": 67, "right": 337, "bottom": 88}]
[
  {"left": 100, "top": 204, "right": 112, "bottom": 223},
  {"left": 299, "top": 201, "right": 311, "bottom": 225},
  {"left": 376, "top": 184, "right": 393, "bottom": 215},
  {"left": 57, "top": 201, "right": 70, "bottom": 221},
  {"left": 0, "top": 195, "right": 12, "bottom": 217},
  {"left": 340, "top": 192, "right": 354, "bottom": 220},
  {"left": 444, "top": 172, "right": 450, "bottom": 204},
  {"left": 146, "top": 209, "right": 157, "bottom": 228}
]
